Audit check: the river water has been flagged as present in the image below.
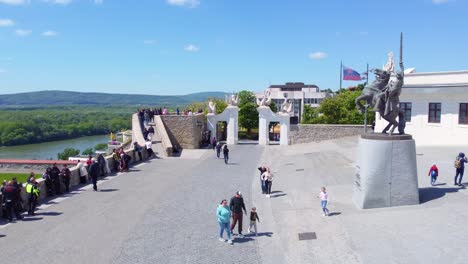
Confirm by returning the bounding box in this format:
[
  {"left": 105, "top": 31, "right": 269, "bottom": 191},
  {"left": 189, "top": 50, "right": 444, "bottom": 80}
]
[{"left": 0, "top": 135, "right": 109, "bottom": 160}]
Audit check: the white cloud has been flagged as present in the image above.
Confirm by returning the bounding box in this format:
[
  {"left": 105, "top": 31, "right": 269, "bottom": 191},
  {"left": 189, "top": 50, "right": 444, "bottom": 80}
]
[
  {"left": 432, "top": 0, "right": 452, "bottom": 4},
  {"left": 309, "top": 51, "right": 327, "bottom": 60},
  {"left": 0, "top": 0, "right": 28, "bottom": 5},
  {"left": 42, "top": 30, "right": 58, "bottom": 37},
  {"left": 167, "top": 0, "right": 199, "bottom": 8},
  {"left": 43, "top": 0, "right": 72, "bottom": 5},
  {"left": 15, "top": 29, "right": 32, "bottom": 36},
  {"left": 143, "top": 39, "right": 157, "bottom": 45},
  {"left": 0, "top": 19, "right": 14, "bottom": 27},
  {"left": 184, "top": 44, "right": 199, "bottom": 52},
  {"left": 93, "top": 0, "right": 103, "bottom": 4}
]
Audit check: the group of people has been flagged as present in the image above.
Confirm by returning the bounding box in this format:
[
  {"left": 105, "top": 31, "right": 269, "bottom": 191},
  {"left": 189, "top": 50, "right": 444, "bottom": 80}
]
[
  {"left": 212, "top": 137, "right": 230, "bottom": 164},
  {"left": 1, "top": 176, "right": 32, "bottom": 221},
  {"left": 217, "top": 191, "right": 260, "bottom": 245},
  {"left": 111, "top": 148, "right": 133, "bottom": 173},
  {"left": 425, "top": 152, "right": 468, "bottom": 187},
  {"left": 43, "top": 163, "right": 72, "bottom": 196},
  {"left": 257, "top": 166, "right": 273, "bottom": 197}
]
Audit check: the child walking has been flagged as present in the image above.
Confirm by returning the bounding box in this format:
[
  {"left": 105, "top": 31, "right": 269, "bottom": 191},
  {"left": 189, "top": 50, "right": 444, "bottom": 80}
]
[
  {"left": 319, "top": 187, "right": 330, "bottom": 216},
  {"left": 428, "top": 164, "right": 439, "bottom": 186},
  {"left": 248, "top": 207, "right": 260, "bottom": 236}
]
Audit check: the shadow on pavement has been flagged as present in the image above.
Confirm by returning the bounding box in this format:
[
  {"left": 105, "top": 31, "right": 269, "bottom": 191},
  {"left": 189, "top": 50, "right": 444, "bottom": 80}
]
[
  {"left": 0, "top": 234, "right": 6, "bottom": 238},
  {"left": 232, "top": 236, "right": 255, "bottom": 244},
  {"left": 419, "top": 187, "right": 462, "bottom": 203},
  {"left": 328, "top": 212, "right": 341, "bottom": 217},
  {"left": 99, "top": 188, "right": 119, "bottom": 192},
  {"left": 271, "top": 193, "right": 287, "bottom": 198},
  {"left": 255, "top": 232, "right": 273, "bottom": 237},
  {"left": 127, "top": 169, "right": 141, "bottom": 172},
  {"left": 35, "top": 211, "right": 63, "bottom": 216},
  {"left": 228, "top": 163, "right": 240, "bottom": 165},
  {"left": 22, "top": 217, "right": 43, "bottom": 222},
  {"left": 433, "top": 183, "right": 447, "bottom": 186}
]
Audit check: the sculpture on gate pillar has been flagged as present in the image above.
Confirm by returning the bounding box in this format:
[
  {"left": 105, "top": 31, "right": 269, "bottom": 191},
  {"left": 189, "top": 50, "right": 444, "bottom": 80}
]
[
  {"left": 208, "top": 99, "right": 216, "bottom": 114},
  {"left": 225, "top": 93, "right": 239, "bottom": 106},
  {"left": 280, "top": 98, "right": 293, "bottom": 114},
  {"left": 256, "top": 90, "right": 271, "bottom": 107}
]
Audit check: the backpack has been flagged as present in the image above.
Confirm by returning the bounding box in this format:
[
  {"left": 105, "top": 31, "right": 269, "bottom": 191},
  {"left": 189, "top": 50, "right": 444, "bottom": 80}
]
[{"left": 454, "top": 158, "right": 462, "bottom": 169}]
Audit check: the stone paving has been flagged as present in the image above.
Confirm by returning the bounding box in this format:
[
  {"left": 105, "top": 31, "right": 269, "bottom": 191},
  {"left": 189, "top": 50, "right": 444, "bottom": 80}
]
[{"left": 1, "top": 136, "right": 468, "bottom": 264}]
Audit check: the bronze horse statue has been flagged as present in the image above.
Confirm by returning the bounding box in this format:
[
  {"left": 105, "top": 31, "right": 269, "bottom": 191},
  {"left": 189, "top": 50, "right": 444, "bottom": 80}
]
[{"left": 355, "top": 68, "right": 390, "bottom": 113}]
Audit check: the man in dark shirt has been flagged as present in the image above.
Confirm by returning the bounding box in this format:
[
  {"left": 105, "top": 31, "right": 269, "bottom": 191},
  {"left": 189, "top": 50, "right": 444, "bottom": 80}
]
[
  {"left": 89, "top": 161, "right": 100, "bottom": 191},
  {"left": 229, "top": 191, "right": 247, "bottom": 238},
  {"left": 51, "top": 163, "right": 62, "bottom": 195}
]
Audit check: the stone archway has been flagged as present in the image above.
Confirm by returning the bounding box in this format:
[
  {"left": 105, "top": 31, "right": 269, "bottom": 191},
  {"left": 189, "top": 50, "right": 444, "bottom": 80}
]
[
  {"left": 257, "top": 106, "right": 290, "bottom": 145},
  {"left": 207, "top": 106, "right": 239, "bottom": 145}
]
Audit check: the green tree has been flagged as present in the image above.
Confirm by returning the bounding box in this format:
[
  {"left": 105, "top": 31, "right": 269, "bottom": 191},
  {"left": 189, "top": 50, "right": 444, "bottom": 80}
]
[
  {"left": 237, "top": 90, "right": 259, "bottom": 134},
  {"left": 303, "top": 89, "right": 374, "bottom": 124},
  {"left": 57, "top": 148, "right": 80, "bottom": 160},
  {"left": 94, "top": 143, "right": 108, "bottom": 151},
  {"left": 213, "top": 98, "right": 228, "bottom": 114},
  {"left": 82, "top": 148, "right": 94, "bottom": 156}
]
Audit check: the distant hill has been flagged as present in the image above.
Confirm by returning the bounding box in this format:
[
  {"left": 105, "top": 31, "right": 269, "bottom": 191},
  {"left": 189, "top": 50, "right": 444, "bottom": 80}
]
[{"left": 0, "top": 90, "right": 227, "bottom": 107}]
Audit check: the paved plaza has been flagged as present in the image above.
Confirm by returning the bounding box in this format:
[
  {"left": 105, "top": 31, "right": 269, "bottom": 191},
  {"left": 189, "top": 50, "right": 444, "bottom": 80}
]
[{"left": 1, "top": 136, "right": 468, "bottom": 264}]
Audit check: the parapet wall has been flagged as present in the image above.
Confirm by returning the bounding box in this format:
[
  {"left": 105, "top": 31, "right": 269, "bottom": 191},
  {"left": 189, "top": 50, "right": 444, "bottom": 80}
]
[
  {"left": 161, "top": 114, "right": 204, "bottom": 149},
  {"left": 290, "top": 124, "right": 369, "bottom": 144}
]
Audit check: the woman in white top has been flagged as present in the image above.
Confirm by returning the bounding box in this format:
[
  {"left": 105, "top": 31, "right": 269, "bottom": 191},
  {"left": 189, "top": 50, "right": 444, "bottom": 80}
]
[
  {"left": 262, "top": 168, "right": 273, "bottom": 198},
  {"left": 319, "top": 187, "right": 329, "bottom": 216}
]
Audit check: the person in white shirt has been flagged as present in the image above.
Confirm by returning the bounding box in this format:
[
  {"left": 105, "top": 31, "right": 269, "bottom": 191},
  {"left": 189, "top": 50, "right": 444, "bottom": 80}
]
[
  {"left": 261, "top": 168, "right": 273, "bottom": 198},
  {"left": 319, "top": 187, "right": 329, "bottom": 216},
  {"left": 145, "top": 140, "right": 154, "bottom": 158}
]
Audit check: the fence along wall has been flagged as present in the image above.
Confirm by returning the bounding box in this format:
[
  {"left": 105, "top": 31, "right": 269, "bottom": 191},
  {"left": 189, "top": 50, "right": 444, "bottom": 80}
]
[{"left": 290, "top": 124, "right": 368, "bottom": 144}]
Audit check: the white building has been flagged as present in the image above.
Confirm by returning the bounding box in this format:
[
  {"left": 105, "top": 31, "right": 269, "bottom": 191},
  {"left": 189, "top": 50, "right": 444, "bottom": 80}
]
[
  {"left": 256, "top": 82, "right": 330, "bottom": 123},
  {"left": 375, "top": 70, "right": 468, "bottom": 146}
]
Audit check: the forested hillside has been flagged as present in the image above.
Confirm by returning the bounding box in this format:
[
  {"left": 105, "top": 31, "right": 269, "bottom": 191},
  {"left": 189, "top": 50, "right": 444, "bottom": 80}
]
[
  {"left": 0, "top": 90, "right": 227, "bottom": 107},
  {"left": 0, "top": 106, "right": 131, "bottom": 146}
]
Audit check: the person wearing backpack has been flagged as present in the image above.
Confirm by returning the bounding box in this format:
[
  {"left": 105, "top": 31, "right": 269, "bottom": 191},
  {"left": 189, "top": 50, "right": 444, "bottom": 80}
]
[
  {"left": 454, "top": 152, "right": 468, "bottom": 186},
  {"left": 428, "top": 164, "right": 439, "bottom": 186}
]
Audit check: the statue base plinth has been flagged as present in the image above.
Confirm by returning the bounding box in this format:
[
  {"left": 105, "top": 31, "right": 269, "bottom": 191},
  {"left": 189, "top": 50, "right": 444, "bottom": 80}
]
[{"left": 353, "top": 133, "right": 419, "bottom": 209}]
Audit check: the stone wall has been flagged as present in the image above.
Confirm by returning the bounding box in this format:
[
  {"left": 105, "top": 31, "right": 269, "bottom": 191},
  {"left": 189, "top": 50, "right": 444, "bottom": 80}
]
[
  {"left": 290, "top": 124, "right": 369, "bottom": 144},
  {"left": 161, "top": 114, "right": 204, "bottom": 149}
]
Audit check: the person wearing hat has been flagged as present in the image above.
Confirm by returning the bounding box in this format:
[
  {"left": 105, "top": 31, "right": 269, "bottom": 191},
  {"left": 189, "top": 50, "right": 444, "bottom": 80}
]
[{"left": 229, "top": 191, "right": 247, "bottom": 238}]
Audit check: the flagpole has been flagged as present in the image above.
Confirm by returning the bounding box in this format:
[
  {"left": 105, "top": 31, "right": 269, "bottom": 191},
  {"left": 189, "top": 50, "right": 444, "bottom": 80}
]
[
  {"left": 339, "top": 61, "right": 342, "bottom": 90},
  {"left": 365, "top": 63, "right": 369, "bottom": 86}
]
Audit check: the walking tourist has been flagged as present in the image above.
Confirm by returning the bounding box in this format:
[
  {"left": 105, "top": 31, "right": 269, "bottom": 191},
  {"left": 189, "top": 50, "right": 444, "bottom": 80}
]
[
  {"left": 89, "top": 160, "right": 100, "bottom": 191},
  {"left": 112, "top": 149, "right": 120, "bottom": 172},
  {"left": 143, "top": 127, "right": 149, "bottom": 141},
  {"left": 454, "top": 152, "right": 468, "bottom": 186},
  {"left": 215, "top": 142, "right": 222, "bottom": 159},
  {"left": 319, "top": 187, "right": 330, "bottom": 216},
  {"left": 133, "top": 142, "right": 143, "bottom": 161},
  {"left": 145, "top": 140, "right": 154, "bottom": 158},
  {"left": 211, "top": 137, "right": 217, "bottom": 150},
  {"left": 230, "top": 191, "right": 247, "bottom": 238},
  {"left": 217, "top": 199, "right": 233, "bottom": 244},
  {"left": 247, "top": 207, "right": 260, "bottom": 236},
  {"left": 428, "top": 164, "right": 439, "bottom": 186},
  {"left": 223, "top": 145, "right": 229, "bottom": 164},
  {"left": 61, "top": 164, "right": 71, "bottom": 192},
  {"left": 78, "top": 161, "right": 88, "bottom": 184},
  {"left": 262, "top": 168, "right": 273, "bottom": 197},
  {"left": 97, "top": 154, "right": 106, "bottom": 176},
  {"left": 147, "top": 126, "right": 155, "bottom": 142},
  {"left": 258, "top": 166, "right": 267, "bottom": 194}
]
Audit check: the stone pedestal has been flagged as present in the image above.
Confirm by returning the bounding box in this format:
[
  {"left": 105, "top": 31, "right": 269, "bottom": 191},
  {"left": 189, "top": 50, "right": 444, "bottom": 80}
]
[
  {"left": 353, "top": 133, "right": 419, "bottom": 209},
  {"left": 257, "top": 106, "right": 290, "bottom": 146}
]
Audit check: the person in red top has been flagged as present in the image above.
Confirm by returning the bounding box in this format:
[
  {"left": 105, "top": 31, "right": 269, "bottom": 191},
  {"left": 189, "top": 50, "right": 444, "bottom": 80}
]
[{"left": 428, "top": 164, "right": 439, "bottom": 186}]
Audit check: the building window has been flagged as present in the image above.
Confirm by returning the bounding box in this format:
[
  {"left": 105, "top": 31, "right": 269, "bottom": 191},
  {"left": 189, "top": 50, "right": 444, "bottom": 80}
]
[
  {"left": 459, "top": 103, "right": 468, "bottom": 124},
  {"left": 428, "top": 103, "right": 441, "bottom": 123},
  {"left": 399, "top": 102, "right": 412, "bottom": 122}
]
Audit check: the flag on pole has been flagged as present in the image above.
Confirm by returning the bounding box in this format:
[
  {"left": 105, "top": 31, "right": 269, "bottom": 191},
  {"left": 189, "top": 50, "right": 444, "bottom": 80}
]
[{"left": 343, "top": 66, "right": 362, "bottom": 81}]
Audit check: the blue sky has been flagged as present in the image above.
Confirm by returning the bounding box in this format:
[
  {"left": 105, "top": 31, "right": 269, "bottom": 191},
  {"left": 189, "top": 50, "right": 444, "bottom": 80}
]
[{"left": 0, "top": 0, "right": 467, "bottom": 95}]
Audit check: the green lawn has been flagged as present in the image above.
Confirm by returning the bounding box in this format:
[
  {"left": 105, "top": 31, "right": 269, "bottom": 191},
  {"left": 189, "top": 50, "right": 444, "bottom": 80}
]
[{"left": 0, "top": 172, "right": 42, "bottom": 184}]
